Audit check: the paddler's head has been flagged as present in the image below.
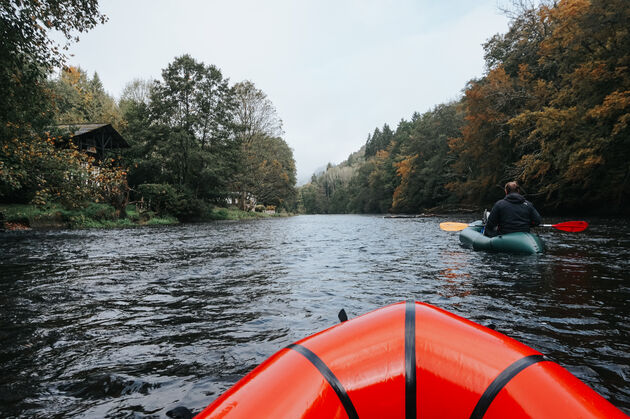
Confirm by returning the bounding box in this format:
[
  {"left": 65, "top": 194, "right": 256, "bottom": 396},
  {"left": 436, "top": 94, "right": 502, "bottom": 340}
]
[{"left": 504, "top": 181, "right": 520, "bottom": 195}]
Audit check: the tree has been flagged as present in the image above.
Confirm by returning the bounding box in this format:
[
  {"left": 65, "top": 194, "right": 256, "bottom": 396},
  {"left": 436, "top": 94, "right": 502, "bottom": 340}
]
[
  {"left": 510, "top": 0, "right": 630, "bottom": 209},
  {"left": 233, "top": 81, "right": 283, "bottom": 143},
  {"left": 0, "top": 0, "right": 106, "bottom": 141},
  {"left": 300, "top": 0, "right": 630, "bottom": 215},
  {"left": 120, "top": 78, "right": 153, "bottom": 106},
  {"left": 1, "top": 0, "right": 107, "bottom": 204},
  {"left": 148, "top": 54, "right": 239, "bottom": 201},
  {"left": 118, "top": 79, "right": 160, "bottom": 188},
  {"left": 391, "top": 103, "right": 463, "bottom": 212},
  {"left": 365, "top": 124, "right": 394, "bottom": 157},
  {"left": 0, "top": 132, "right": 126, "bottom": 209},
  {"left": 447, "top": 0, "right": 629, "bottom": 212},
  {"left": 298, "top": 149, "right": 365, "bottom": 214},
  {"left": 447, "top": 0, "right": 552, "bottom": 205},
  {"left": 245, "top": 135, "right": 296, "bottom": 209},
  {"left": 49, "top": 66, "right": 124, "bottom": 129},
  {"left": 231, "top": 81, "right": 290, "bottom": 209}
]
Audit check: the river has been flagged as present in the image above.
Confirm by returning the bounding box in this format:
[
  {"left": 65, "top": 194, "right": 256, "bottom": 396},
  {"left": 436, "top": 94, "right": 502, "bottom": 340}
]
[{"left": 1, "top": 215, "right": 628, "bottom": 417}]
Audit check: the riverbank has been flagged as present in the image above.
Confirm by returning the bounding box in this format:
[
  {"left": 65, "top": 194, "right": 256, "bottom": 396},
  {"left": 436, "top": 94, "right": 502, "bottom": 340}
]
[{"left": 0, "top": 203, "right": 289, "bottom": 231}]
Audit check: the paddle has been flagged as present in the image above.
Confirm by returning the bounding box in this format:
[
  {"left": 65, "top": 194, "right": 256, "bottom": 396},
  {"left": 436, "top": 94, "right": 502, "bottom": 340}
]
[
  {"left": 540, "top": 221, "right": 588, "bottom": 232},
  {"left": 439, "top": 222, "right": 471, "bottom": 231},
  {"left": 440, "top": 220, "right": 589, "bottom": 232}
]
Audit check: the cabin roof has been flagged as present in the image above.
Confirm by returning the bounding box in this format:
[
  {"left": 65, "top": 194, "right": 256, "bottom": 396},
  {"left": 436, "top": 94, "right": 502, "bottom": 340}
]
[{"left": 55, "top": 123, "right": 130, "bottom": 148}]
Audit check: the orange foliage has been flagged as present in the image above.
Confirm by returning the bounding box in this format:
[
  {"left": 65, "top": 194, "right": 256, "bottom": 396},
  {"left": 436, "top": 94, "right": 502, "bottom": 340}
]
[
  {"left": 587, "top": 90, "right": 630, "bottom": 135},
  {"left": 391, "top": 154, "right": 418, "bottom": 210}
]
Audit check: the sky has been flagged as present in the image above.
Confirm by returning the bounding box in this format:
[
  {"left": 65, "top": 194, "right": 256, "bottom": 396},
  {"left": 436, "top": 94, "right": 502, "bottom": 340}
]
[{"left": 63, "top": 0, "right": 511, "bottom": 184}]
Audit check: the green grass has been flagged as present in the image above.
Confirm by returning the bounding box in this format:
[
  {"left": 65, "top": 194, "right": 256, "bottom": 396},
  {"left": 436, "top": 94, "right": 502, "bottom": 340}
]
[
  {"left": 0, "top": 203, "right": 179, "bottom": 230},
  {"left": 206, "top": 206, "right": 282, "bottom": 220},
  {"left": 145, "top": 216, "right": 178, "bottom": 225},
  {"left": 1, "top": 203, "right": 53, "bottom": 222}
]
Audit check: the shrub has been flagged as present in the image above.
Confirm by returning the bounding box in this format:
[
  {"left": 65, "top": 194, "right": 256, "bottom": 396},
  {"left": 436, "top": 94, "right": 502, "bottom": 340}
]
[
  {"left": 136, "top": 183, "right": 206, "bottom": 221},
  {"left": 136, "top": 183, "right": 179, "bottom": 215},
  {"left": 173, "top": 193, "right": 206, "bottom": 221},
  {"left": 212, "top": 208, "right": 229, "bottom": 220},
  {"left": 83, "top": 203, "right": 117, "bottom": 221}
]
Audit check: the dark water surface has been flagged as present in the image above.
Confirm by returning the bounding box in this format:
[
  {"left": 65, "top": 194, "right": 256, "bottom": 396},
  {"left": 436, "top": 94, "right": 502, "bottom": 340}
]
[{"left": 1, "top": 215, "right": 628, "bottom": 417}]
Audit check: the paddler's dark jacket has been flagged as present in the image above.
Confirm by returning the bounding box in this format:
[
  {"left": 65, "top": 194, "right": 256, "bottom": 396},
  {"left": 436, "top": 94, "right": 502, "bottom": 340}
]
[{"left": 485, "top": 193, "right": 541, "bottom": 235}]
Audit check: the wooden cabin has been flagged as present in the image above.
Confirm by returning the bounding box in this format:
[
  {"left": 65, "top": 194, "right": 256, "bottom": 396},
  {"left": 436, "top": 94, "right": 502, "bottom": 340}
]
[{"left": 56, "top": 123, "right": 129, "bottom": 161}]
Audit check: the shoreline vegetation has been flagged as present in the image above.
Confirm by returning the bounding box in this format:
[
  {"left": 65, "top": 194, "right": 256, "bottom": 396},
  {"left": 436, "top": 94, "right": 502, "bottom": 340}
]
[
  {"left": 2, "top": 1, "right": 629, "bottom": 225},
  {"left": 2, "top": 8, "right": 297, "bottom": 226},
  {"left": 0, "top": 203, "right": 291, "bottom": 231},
  {"left": 297, "top": 1, "right": 629, "bottom": 216}
]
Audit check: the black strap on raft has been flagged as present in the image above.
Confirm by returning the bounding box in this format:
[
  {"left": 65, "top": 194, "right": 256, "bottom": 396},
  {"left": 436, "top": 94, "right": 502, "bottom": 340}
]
[
  {"left": 405, "top": 301, "right": 417, "bottom": 419},
  {"left": 338, "top": 308, "right": 348, "bottom": 323},
  {"left": 469, "top": 354, "right": 547, "bottom": 419},
  {"left": 286, "top": 343, "right": 359, "bottom": 419}
]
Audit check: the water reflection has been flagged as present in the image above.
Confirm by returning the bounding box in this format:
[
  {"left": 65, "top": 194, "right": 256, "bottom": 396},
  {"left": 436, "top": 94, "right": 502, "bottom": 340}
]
[
  {"left": 437, "top": 250, "right": 473, "bottom": 301},
  {"left": 0, "top": 215, "right": 628, "bottom": 417}
]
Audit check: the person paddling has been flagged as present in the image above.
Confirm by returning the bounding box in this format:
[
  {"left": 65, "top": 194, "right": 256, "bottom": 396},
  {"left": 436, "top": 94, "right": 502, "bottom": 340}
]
[{"left": 484, "top": 181, "right": 541, "bottom": 237}]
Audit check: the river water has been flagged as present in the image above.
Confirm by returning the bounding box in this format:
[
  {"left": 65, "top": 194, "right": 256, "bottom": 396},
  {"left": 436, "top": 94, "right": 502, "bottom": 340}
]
[{"left": 0, "top": 215, "right": 628, "bottom": 417}]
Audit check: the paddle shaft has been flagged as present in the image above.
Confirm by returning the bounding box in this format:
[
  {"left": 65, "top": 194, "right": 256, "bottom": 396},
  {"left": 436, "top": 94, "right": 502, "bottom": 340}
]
[{"left": 441, "top": 221, "right": 588, "bottom": 232}]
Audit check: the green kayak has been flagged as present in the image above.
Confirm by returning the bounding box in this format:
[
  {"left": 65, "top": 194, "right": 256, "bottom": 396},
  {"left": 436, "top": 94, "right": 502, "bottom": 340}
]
[{"left": 459, "top": 220, "right": 544, "bottom": 254}]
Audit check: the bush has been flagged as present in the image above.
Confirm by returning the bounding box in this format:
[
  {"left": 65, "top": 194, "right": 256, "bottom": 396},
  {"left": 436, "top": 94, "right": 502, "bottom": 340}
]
[
  {"left": 211, "top": 208, "right": 229, "bottom": 220},
  {"left": 136, "top": 183, "right": 180, "bottom": 215},
  {"left": 83, "top": 203, "right": 117, "bottom": 221},
  {"left": 173, "top": 193, "right": 206, "bottom": 221},
  {"left": 136, "top": 183, "right": 206, "bottom": 221}
]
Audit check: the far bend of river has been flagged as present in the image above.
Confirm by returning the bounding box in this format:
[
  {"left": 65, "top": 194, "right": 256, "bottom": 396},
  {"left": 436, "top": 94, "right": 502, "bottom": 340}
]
[{"left": 0, "top": 215, "right": 629, "bottom": 417}]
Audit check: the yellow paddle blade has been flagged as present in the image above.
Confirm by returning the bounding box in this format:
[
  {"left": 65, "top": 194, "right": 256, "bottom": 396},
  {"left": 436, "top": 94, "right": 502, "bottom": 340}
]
[{"left": 439, "top": 222, "right": 471, "bottom": 232}]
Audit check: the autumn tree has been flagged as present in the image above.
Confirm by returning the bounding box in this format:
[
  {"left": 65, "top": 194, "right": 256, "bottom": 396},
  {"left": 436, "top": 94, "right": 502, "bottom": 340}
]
[
  {"left": 231, "top": 81, "right": 295, "bottom": 210},
  {"left": 299, "top": 0, "right": 630, "bottom": 215},
  {"left": 1, "top": 1, "right": 109, "bottom": 205},
  {"left": 0, "top": 0, "right": 106, "bottom": 141},
  {"left": 448, "top": 0, "right": 562, "bottom": 207},
  {"left": 50, "top": 66, "right": 124, "bottom": 129},
  {"left": 0, "top": 131, "right": 127, "bottom": 209},
  {"left": 510, "top": 0, "right": 630, "bottom": 209},
  {"left": 244, "top": 135, "right": 297, "bottom": 209}
]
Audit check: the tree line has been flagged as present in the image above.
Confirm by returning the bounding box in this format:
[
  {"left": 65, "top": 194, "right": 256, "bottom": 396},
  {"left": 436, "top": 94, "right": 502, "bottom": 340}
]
[
  {"left": 299, "top": 0, "right": 629, "bottom": 215},
  {"left": 1, "top": 1, "right": 296, "bottom": 221}
]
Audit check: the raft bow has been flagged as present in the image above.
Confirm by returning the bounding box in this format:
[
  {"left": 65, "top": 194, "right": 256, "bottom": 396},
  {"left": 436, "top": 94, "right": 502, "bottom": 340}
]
[{"left": 197, "top": 302, "right": 626, "bottom": 418}]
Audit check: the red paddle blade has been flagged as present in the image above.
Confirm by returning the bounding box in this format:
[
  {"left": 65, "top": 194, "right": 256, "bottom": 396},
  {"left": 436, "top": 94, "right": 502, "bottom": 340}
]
[{"left": 553, "top": 221, "right": 588, "bottom": 232}]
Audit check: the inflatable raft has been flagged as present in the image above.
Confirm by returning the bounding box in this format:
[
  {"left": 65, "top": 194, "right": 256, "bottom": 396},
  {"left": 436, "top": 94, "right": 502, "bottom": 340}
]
[
  {"left": 197, "top": 302, "right": 626, "bottom": 418},
  {"left": 459, "top": 220, "right": 544, "bottom": 254}
]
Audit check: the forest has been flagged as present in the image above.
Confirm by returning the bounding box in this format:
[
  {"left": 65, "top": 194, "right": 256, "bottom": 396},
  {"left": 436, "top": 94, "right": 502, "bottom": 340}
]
[
  {"left": 2, "top": 0, "right": 628, "bottom": 223},
  {"left": 1, "top": 1, "right": 296, "bottom": 224},
  {"left": 300, "top": 0, "right": 629, "bottom": 215}
]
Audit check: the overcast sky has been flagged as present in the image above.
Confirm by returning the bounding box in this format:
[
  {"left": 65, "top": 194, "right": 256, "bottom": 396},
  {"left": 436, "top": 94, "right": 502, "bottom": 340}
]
[{"left": 64, "top": 0, "right": 510, "bottom": 184}]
